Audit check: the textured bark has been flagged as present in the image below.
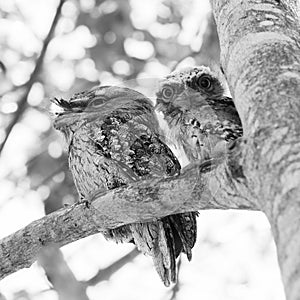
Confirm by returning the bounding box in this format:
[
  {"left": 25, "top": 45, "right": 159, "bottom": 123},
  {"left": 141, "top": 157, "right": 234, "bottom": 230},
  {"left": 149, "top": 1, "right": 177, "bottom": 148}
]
[
  {"left": 0, "top": 201, "right": 99, "bottom": 280},
  {"left": 212, "top": 0, "right": 300, "bottom": 299},
  {"left": 0, "top": 157, "right": 257, "bottom": 280}
]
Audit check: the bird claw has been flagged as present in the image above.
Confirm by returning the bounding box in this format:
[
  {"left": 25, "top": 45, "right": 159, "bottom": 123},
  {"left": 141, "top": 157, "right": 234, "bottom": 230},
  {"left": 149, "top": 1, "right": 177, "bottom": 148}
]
[
  {"left": 80, "top": 198, "right": 91, "bottom": 209},
  {"left": 85, "top": 200, "right": 91, "bottom": 209}
]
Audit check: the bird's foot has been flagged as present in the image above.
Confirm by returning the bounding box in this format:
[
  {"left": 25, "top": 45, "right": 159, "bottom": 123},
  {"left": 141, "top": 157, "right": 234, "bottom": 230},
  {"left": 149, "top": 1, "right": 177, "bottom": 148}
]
[
  {"left": 84, "top": 200, "right": 91, "bottom": 209},
  {"left": 80, "top": 197, "right": 91, "bottom": 209}
]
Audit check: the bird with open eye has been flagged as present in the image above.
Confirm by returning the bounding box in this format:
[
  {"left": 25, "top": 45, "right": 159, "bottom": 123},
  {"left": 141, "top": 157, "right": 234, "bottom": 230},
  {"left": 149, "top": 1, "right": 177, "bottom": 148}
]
[
  {"left": 51, "top": 85, "right": 198, "bottom": 286},
  {"left": 155, "top": 66, "right": 243, "bottom": 164}
]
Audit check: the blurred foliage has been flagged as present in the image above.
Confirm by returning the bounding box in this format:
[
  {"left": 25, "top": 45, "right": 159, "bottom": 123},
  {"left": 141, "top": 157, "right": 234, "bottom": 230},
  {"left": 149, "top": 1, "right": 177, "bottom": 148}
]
[{"left": 0, "top": 0, "right": 219, "bottom": 215}]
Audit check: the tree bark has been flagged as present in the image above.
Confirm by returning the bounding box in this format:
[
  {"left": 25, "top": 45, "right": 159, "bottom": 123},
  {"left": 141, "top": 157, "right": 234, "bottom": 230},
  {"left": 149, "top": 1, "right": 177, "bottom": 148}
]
[
  {"left": 0, "top": 158, "right": 257, "bottom": 280},
  {"left": 212, "top": 1, "right": 300, "bottom": 299}
]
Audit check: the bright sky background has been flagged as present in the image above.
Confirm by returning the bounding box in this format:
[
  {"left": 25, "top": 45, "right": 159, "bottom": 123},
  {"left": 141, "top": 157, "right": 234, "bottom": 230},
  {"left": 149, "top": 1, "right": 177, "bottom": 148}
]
[{"left": 0, "top": 0, "right": 286, "bottom": 299}]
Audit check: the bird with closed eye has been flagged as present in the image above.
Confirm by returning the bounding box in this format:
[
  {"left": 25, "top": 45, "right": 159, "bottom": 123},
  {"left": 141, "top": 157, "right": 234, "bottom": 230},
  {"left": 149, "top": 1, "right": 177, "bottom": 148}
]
[
  {"left": 155, "top": 66, "right": 243, "bottom": 163},
  {"left": 51, "top": 85, "right": 198, "bottom": 286}
]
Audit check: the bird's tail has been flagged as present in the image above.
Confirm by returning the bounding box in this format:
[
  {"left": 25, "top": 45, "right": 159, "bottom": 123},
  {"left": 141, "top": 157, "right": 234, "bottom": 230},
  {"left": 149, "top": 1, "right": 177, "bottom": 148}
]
[
  {"left": 130, "top": 212, "right": 198, "bottom": 286},
  {"left": 167, "top": 212, "right": 198, "bottom": 261}
]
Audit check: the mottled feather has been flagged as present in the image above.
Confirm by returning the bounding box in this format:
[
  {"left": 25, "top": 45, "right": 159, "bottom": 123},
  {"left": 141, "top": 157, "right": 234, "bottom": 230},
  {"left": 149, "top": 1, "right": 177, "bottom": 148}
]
[
  {"left": 156, "top": 66, "right": 243, "bottom": 163},
  {"left": 52, "top": 85, "right": 198, "bottom": 286}
]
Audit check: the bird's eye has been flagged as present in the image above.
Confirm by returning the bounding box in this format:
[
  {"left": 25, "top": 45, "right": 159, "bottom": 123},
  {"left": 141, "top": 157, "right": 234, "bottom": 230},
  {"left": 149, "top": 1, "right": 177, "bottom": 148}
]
[
  {"left": 197, "top": 75, "right": 212, "bottom": 90},
  {"left": 161, "top": 86, "right": 174, "bottom": 100},
  {"left": 90, "top": 97, "right": 107, "bottom": 108}
]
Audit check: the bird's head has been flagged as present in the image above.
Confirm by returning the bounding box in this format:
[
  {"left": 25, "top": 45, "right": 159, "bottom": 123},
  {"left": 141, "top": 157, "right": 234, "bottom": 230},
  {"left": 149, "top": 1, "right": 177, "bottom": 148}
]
[
  {"left": 51, "top": 85, "right": 155, "bottom": 138},
  {"left": 155, "top": 66, "right": 225, "bottom": 120}
]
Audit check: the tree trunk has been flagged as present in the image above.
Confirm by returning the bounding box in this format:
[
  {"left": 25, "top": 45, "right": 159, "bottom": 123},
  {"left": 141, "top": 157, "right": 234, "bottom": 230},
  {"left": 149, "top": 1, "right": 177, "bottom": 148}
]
[{"left": 212, "top": 1, "right": 300, "bottom": 299}]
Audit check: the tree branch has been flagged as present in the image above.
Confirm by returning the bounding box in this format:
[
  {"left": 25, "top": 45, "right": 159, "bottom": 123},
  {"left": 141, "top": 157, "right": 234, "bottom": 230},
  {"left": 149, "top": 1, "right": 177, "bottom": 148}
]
[
  {"left": 83, "top": 248, "right": 140, "bottom": 286},
  {"left": 0, "top": 0, "right": 65, "bottom": 155},
  {"left": 38, "top": 245, "right": 89, "bottom": 300},
  {"left": 0, "top": 154, "right": 257, "bottom": 281}
]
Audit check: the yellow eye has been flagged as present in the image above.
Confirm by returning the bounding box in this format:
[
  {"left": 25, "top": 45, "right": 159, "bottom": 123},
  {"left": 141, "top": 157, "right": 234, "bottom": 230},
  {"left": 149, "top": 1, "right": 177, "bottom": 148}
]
[
  {"left": 197, "top": 75, "right": 212, "bottom": 90},
  {"left": 161, "top": 86, "right": 174, "bottom": 100}
]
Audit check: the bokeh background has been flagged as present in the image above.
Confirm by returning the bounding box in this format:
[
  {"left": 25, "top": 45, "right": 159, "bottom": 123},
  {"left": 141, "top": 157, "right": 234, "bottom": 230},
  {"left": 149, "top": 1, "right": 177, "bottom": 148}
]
[{"left": 0, "top": 0, "right": 285, "bottom": 299}]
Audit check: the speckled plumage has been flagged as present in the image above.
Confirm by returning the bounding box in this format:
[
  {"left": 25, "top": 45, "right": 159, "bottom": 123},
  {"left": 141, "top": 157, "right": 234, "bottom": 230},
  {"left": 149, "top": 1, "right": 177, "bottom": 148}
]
[
  {"left": 52, "top": 85, "right": 198, "bottom": 286},
  {"left": 156, "top": 66, "right": 243, "bottom": 163}
]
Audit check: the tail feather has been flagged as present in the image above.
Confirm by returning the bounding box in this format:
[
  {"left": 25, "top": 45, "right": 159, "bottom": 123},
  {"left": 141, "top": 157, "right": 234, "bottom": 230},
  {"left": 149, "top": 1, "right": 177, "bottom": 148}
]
[
  {"left": 130, "top": 221, "right": 175, "bottom": 286},
  {"left": 156, "top": 220, "right": 174, "bottom": 285},
  {"left": 120, "top": 212, "right": 198, "bottom": 286},
  {"left": 161, "top": 218, "right": 178, "bottom": 284},
  {"left": 168, "top": 212, "right": 198, "bottom": 261}
]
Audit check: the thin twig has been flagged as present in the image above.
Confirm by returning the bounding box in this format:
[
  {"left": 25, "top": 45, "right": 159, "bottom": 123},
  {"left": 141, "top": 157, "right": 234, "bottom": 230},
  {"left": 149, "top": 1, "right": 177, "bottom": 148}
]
[
  {"left": 0, "top": 0, "right": 66, "bottom": 155},
  {"left": 83, "top": 248, "right": 140, "bottom": 286},
  {"left": 0, "top": 61, "right": 7, "bottom": 74}
]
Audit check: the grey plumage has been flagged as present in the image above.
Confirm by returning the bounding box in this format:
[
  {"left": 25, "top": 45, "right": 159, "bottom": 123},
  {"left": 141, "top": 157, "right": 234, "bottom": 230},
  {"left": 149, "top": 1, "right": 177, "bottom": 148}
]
[
  {"left": 52, "top": 85, "right": 198, "bottom": 286},
  {"left": 156, "top": 66, "right": 243, "bottom": 163}
]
